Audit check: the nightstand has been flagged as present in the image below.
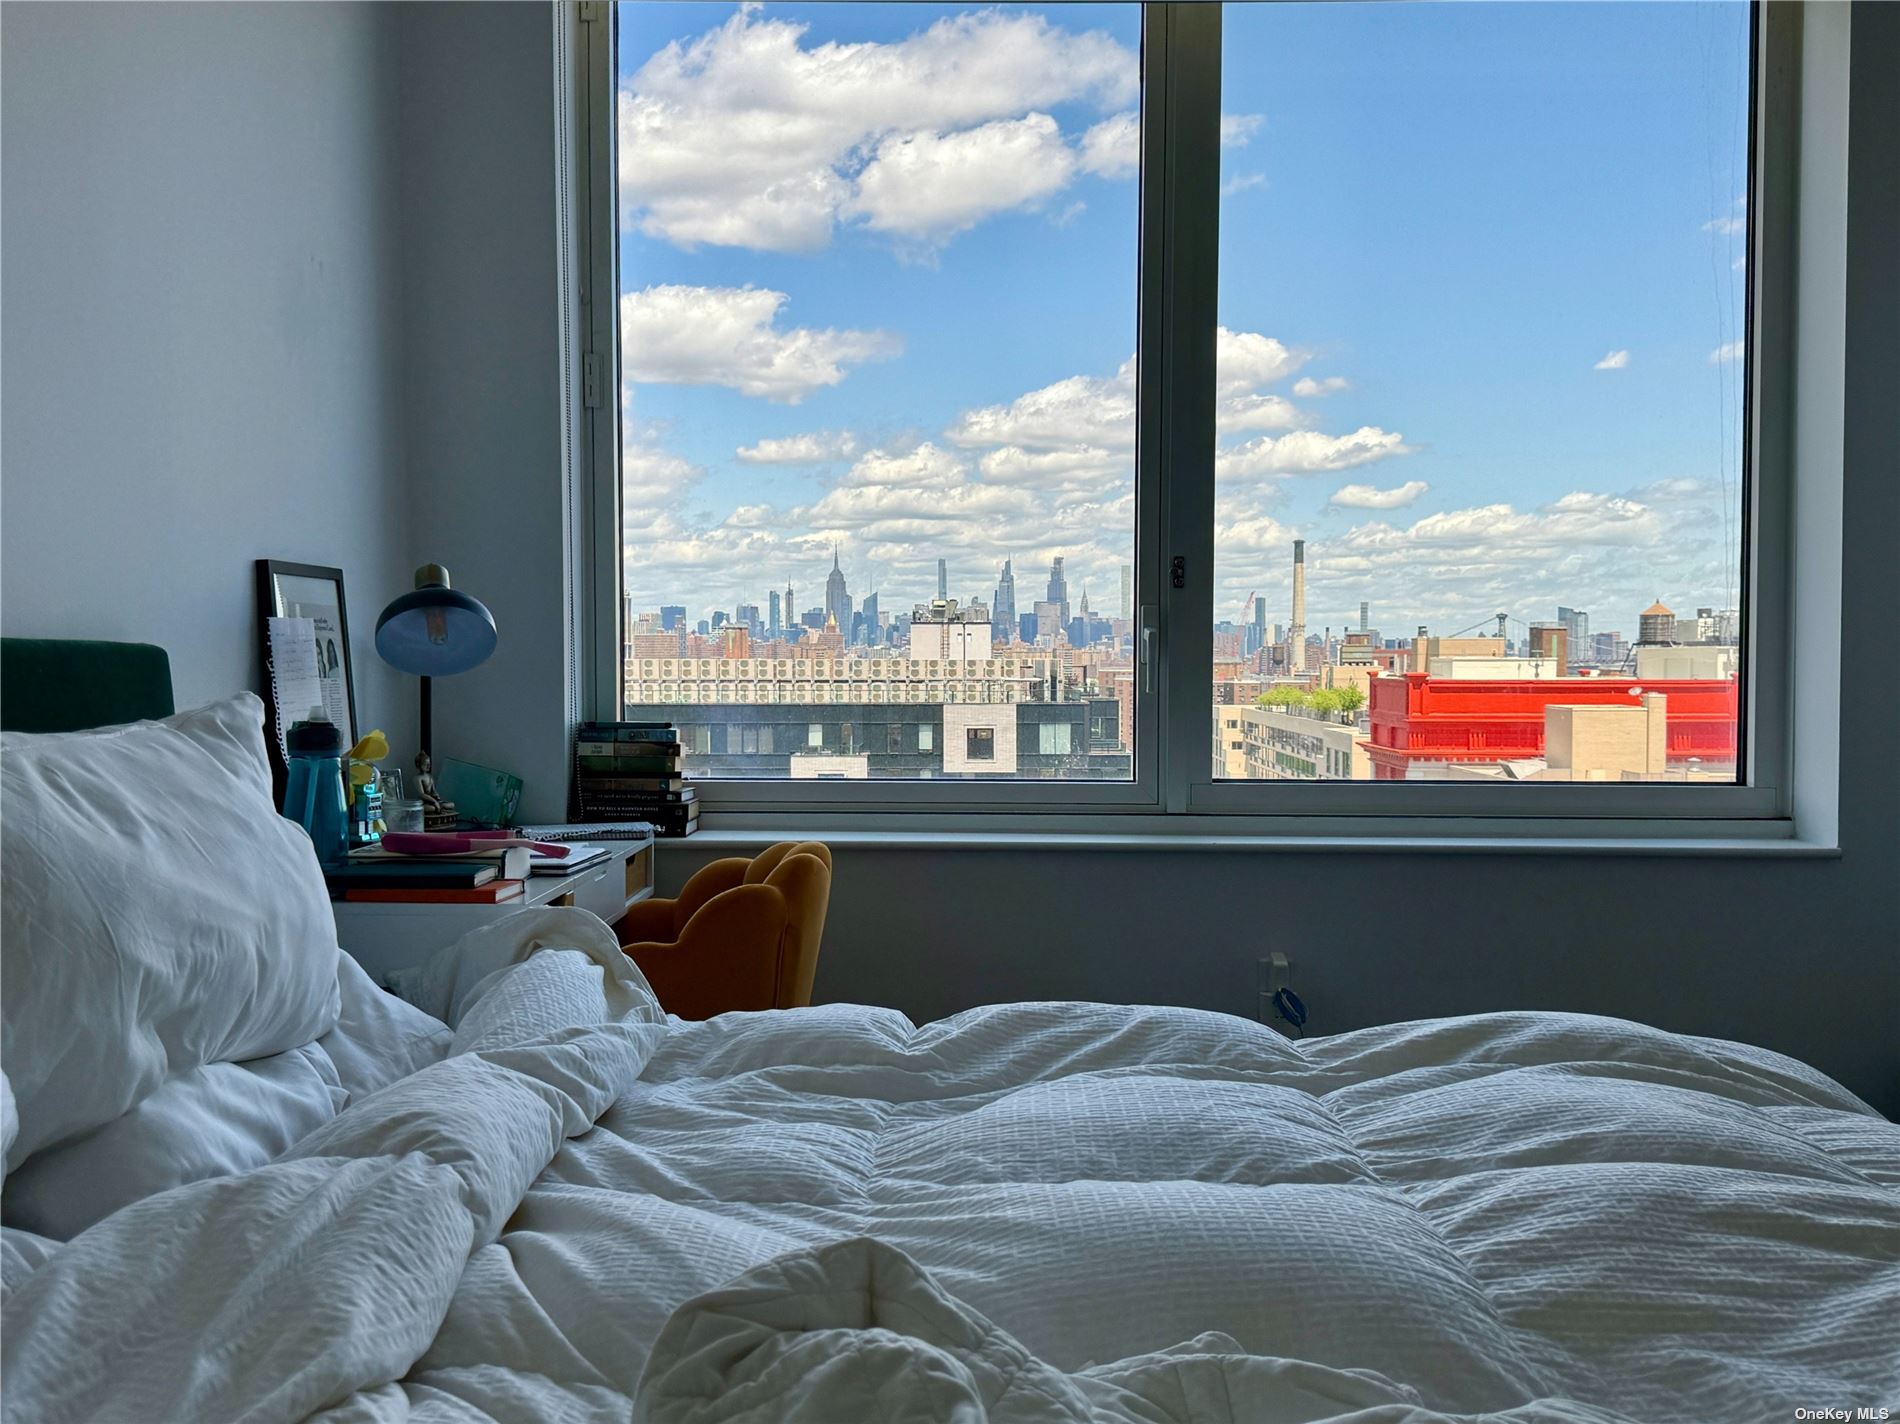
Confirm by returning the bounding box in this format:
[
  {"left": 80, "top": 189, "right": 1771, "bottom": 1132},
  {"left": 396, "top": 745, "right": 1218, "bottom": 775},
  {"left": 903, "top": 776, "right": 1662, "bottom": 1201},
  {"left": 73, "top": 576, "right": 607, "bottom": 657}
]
[{"left": 332, "top": 836, "right": 655, "bottom": 985}]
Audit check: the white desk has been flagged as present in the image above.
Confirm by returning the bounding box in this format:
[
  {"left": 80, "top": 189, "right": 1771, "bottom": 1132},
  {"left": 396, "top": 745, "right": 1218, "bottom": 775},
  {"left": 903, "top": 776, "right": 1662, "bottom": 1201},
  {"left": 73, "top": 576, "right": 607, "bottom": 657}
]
[{"left": 331, "top": 838, "right": 655, "bottom": 985}]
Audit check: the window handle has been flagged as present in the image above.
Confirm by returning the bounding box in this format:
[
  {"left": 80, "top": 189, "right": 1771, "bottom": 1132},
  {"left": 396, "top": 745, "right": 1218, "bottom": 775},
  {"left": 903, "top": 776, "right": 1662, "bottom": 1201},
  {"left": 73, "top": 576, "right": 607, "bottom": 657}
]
[{"left": 1140, "top": 606, "right": 1159, "bottom": 695}]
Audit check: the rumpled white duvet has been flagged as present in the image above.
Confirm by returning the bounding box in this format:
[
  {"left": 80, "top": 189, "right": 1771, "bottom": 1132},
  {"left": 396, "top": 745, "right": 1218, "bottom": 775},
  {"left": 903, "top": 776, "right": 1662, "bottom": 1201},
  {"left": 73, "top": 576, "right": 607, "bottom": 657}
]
[{"left": 5, "top": 915, "right": 1896, "bottom": 1423}]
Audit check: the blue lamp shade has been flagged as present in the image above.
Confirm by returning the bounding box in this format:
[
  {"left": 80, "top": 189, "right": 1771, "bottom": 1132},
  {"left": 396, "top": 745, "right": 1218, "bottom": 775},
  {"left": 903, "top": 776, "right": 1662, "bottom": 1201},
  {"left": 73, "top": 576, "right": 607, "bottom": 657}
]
[{"left": 374, "top": 565, "right": 497, "bottom": 676}]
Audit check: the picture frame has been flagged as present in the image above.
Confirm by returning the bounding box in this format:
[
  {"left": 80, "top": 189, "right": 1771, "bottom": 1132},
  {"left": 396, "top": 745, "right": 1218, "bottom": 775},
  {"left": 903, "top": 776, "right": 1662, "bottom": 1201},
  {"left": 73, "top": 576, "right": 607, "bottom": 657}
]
[{"left": 256, "top": 560, "right": 358, "bottom": 798}]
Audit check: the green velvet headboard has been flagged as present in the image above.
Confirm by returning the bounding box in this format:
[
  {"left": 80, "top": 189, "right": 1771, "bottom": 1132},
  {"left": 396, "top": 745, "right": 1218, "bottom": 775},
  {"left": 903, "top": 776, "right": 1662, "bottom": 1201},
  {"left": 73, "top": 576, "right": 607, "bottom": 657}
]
[{"left": 0, "top": 638, "right": 176, "bottom": 733}]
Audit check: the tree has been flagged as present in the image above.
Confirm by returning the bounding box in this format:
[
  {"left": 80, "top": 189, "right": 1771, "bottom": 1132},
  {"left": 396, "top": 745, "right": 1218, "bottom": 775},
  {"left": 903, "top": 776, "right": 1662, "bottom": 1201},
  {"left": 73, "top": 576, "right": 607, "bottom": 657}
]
[{"left": 1258, "top": 686, "right": 1308, "bottom": 708}]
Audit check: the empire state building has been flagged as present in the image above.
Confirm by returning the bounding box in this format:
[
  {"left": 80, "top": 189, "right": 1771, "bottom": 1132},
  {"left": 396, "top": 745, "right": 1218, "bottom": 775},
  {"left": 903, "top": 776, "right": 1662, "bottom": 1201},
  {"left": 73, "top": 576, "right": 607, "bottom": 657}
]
[{"left": 824, "top": 546, "right": 852, "bottom": 633}]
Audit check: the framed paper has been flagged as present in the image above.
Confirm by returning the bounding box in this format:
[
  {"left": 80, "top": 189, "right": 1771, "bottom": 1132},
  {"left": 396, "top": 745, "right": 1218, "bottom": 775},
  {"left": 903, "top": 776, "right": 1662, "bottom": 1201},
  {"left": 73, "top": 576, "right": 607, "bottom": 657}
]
[{"left": 256, "top": 560, "right": 358, "bottom": 795}]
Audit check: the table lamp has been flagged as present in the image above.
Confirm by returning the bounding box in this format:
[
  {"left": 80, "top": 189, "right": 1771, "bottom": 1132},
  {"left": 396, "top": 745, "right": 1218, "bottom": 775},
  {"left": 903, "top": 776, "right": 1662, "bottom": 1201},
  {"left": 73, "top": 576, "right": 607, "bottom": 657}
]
[{"left": 374, "top": 563, "right": 497, "bottom": 764}]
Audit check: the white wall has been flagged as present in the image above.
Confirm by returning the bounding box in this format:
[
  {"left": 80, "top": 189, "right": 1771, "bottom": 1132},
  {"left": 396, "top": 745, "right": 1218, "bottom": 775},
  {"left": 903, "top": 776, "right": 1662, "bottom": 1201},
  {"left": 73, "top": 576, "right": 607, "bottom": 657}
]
[
  {"left": 1, "top": 2, "right": 416, "bottom": 753},
  {"left": 392, "top": 2, "right": 573, "bottom": 822}
]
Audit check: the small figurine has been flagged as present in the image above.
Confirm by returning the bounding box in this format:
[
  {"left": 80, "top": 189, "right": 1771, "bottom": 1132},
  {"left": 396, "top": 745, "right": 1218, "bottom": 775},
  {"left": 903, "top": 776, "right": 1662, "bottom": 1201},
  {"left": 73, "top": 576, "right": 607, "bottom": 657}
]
[
  {"left": 414, "top": 751, "right": 442, "bottom": 809},
  {"left": 415, "top": 750, "right": 457, "bottom": 831}
]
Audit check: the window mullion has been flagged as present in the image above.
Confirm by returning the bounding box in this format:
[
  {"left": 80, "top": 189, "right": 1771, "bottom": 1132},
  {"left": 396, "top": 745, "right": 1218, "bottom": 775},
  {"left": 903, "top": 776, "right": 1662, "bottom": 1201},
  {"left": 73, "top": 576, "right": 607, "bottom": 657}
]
[{"left": 1153, "top": 2, "right": 1223, "bottom": 813}]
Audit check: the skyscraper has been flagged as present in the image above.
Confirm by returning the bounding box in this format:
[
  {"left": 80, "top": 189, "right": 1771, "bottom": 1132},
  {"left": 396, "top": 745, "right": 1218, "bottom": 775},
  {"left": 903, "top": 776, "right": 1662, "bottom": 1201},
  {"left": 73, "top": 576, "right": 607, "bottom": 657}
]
[
  {"left": 660, "top": 605, "right": 686, "bottom": 633},
  {"left": 768, "top": 590, "right": 781, "bottom": 635},
  {"left": 825, "top": 547, "right": 852, "bottom": 634},
  {"left": 1558, "top": 606, "right": 1589, "bottom": 668},
  {"left": 860, "top": 591, "right": 879, "bottom": 646},
  {"left": 1046, "top": 556, "right": 1070, "bottom": 627},
  {"left": 937, "top": 558, "right": 947, "bottom": 600},
  {"left": 993, "top": 558, "right": 1017, "bottom": 642},
  {"left": 1288, "top": 540, "right": 1307, "bottom": 673},
  {"left": 1359, "top": 601, "right": 1370, "bottom": 633}
]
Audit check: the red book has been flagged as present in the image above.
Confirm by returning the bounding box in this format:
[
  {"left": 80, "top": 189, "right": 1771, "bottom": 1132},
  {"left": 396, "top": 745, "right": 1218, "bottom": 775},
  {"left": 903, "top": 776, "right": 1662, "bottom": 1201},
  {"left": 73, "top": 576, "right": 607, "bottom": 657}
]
[{"left": 343, "top": 880, "right": 526, "bottom": 904}]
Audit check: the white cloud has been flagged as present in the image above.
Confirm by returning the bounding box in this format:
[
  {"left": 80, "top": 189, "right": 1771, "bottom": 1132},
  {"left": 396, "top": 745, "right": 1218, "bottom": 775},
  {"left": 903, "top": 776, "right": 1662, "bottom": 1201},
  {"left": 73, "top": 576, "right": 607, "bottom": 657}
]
[
  {"left": 619, "top": 8, "right": 1138, "bottom": 253},
  {"left": 621, "top": 285, "right": 899, "bottom": 403},
  {"left": 1292, "top": 376, "right": 1350, "bottom": 398},
  {"left": 1709, "top": 341, "right": 1745, "bottom": 364},
  {"left": 1220, "top": 113, "right": 1263, "bottom": 147},
  {"left": 837, "top": 442, "right": 966, "bottom": 491},
  {"left": 1217, "top": 427, "right": 1412, "bottom": 480},
  {"left": 1220, "top": 172, "right": 1265, "bottom": 199},
  {"left": 1078, "top": 111, "right": 1139, "bottom": 179},
  {"left": 1594, "top": 349, "right": 1631, "bottom": 370},
  {"left": 1217, "top": 394, "right": 1305, "bottom": 434},
  {"left": 1211, "top": 489, "right": 1698, "bottom": 638},
  {"left": 977, "top": 445, "right": 1126, "bottom": 494},
  {"left": 736, "top": 431, "right": 860, "bottom": 464},
  {"left": 1329, "top": 480, "right": 1429, "bottom": 510},
  {"left": 1703, "top": 215, "right": 1746, "bottom": 236},
  {"left": 623, "top": 318, "right": 1416, "bottom": 622},
  {"left": 1217, "top": 327, "right": 1306, "bottom": 394},
  {"left": 848, "top": 114, "right": 1076, "bottom": 242},
  {"left": 946, "top": 358, "right": 1138, "bottom": 452}
]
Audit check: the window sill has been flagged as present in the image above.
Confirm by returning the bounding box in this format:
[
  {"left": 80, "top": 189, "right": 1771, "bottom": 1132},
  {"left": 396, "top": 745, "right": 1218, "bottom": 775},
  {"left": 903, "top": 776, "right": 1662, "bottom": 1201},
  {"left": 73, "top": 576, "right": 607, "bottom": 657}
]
[{"left": 659, "top": 817, "right": 1837, "bottom": 858}]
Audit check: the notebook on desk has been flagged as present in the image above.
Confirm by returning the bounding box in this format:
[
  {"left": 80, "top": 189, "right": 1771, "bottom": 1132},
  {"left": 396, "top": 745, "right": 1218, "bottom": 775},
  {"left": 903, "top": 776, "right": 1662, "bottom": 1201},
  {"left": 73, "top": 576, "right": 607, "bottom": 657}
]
[
  {"left": 519, "top": 822, "right": 654, "bottom": 843},
  {"left": 528, "top": 844, "right": 611, "bottom": 876}
]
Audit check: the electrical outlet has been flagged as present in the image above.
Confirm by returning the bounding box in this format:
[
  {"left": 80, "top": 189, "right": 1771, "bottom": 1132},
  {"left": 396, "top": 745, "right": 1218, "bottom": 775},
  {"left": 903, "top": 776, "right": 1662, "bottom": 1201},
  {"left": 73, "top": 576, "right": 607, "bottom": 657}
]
[{"left": 1255, "top": 953, "right": 1292, "bottom": 1022}]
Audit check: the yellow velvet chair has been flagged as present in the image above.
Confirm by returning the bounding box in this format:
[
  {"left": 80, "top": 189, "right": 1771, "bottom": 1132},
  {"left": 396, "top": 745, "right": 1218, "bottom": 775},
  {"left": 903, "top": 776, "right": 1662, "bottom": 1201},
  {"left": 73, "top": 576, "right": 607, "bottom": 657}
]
[{"left": 615, "top": 841, "right": 832, "bottom": 1019}]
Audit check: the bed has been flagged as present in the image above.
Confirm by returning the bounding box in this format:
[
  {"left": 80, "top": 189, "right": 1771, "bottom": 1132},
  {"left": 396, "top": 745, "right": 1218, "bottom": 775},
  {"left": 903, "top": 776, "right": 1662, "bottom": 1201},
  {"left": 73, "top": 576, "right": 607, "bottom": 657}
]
[{"left": 2, "top": 643, "right": 1895, "bottom": 1424}]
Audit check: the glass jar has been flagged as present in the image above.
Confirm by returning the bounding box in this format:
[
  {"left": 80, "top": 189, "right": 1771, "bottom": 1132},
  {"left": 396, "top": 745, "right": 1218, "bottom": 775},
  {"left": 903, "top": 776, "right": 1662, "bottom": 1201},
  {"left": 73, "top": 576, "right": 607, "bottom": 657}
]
[{"left": 386, "top": 798, "right": 425, "bottom": 834}]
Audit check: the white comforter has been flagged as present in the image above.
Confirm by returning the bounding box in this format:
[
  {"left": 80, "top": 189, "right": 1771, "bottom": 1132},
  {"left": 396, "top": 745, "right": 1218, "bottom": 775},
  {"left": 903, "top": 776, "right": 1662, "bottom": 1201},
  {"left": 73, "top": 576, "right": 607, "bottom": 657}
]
[{"left": 5, "top": 921, "right": 1896, "bottom": 1423}]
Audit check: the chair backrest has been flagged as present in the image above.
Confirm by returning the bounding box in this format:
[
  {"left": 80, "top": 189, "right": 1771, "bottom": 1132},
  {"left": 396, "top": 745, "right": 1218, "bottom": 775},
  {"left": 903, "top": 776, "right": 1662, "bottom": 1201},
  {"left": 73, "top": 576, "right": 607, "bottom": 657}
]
[{"left": 753, "top": 841, "right": 832, "bottom": 1008}]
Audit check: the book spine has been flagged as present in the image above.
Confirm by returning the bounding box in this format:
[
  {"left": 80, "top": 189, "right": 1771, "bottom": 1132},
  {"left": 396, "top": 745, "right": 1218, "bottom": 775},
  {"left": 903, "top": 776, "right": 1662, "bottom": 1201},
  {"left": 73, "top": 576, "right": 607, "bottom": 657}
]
[
  {"left": 577, "top": 755, "right": 682, "bottom": 775},
  {"left": 575, "top": 738, "right": 678, "bottom": 757},
  {"left": 344, "top": 882, "right": 524, "bottom": 904}
]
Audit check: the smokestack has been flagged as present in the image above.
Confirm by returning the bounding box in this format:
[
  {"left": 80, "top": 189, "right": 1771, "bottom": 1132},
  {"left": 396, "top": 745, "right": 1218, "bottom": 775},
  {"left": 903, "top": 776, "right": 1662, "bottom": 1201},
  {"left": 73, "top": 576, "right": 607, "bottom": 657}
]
[{"left": 1289, "top": 539, "right": 1307, "bottom": 673}]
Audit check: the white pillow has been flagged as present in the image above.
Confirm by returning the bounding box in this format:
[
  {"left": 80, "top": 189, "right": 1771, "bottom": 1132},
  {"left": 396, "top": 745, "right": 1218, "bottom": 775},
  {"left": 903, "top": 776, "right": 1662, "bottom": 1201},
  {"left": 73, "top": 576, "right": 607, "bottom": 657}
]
[
  {"left": 316, "top": 952, "right": 452, "bottom": 1101},
  {"left": 1, "top": 1045, "right": 347, "bottom": 1240},
  {"left": 1, "top": 1073, "right": 17, "bottom": 1163},
  {"left": 1, "top": 694, "right": 342, "bottom": 1169}
]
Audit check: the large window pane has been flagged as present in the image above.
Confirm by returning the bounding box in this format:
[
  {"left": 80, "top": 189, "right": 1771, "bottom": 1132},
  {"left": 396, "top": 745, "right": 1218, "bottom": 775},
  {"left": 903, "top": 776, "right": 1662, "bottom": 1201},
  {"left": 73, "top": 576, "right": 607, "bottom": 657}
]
[
  {"left": 1213, "top": 1, "right": 1749, "bottom": 785},
  {"left": 614, "top": 2, "right": 1141, "bottom": 782}
]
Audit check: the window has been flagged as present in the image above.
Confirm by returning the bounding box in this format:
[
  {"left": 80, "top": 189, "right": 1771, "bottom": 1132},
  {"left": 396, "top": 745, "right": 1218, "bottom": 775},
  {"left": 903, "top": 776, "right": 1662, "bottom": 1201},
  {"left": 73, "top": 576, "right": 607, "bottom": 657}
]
[
  {"left": 587, "top": 2, "right": 1784, "bottom": 824},
  {"left": 1209, "top": 2, "right": 1752, "bottom": 789},
  {"left": 610, "top": 1, "right": 1141, "bottom": 786}
]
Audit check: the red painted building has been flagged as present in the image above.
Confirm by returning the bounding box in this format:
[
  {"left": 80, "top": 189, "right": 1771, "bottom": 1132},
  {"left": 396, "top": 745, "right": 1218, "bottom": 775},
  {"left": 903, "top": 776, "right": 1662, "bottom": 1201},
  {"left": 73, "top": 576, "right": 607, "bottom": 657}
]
[{"left": 1363, "top": 673, "right": 1738, "bottom": 780}]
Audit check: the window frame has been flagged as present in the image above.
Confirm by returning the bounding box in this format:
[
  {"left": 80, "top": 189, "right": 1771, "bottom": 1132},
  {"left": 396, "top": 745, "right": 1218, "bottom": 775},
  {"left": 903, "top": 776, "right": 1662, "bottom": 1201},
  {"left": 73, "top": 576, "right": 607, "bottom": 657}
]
[{"left": 581, "top": 0, "right": 1802, "bottom": 836}]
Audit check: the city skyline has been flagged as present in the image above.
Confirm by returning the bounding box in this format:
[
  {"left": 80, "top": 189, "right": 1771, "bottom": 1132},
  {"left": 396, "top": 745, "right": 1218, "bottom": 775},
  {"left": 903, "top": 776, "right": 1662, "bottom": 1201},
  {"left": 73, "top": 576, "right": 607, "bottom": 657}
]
[{"left": 623, "top": 540, "right": 1731, "bottom": 663}]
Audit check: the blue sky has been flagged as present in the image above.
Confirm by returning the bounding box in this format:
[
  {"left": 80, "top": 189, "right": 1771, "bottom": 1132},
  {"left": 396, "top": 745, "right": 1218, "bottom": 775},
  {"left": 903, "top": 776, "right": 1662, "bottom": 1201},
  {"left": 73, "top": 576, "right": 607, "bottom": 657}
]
[{"left": 615, "top": 1, "right": 1749, "bottom": 644}]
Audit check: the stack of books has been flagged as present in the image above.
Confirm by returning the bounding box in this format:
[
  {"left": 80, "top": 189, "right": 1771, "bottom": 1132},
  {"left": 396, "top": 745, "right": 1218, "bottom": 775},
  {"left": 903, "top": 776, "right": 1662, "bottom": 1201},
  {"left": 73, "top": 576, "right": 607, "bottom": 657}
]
[
  {"left": 572, "top": 720, "right": 699, "bottom": 836},
  {"left": 324, "top": 859, "right": 524, "bottom": 904}
]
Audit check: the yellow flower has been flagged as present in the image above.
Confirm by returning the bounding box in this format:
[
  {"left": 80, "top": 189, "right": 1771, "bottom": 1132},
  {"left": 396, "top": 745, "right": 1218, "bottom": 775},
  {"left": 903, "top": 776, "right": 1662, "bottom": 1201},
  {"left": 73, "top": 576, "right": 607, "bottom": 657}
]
[{"left": 346, "top": 730, "right": 389, "bottom": 762}]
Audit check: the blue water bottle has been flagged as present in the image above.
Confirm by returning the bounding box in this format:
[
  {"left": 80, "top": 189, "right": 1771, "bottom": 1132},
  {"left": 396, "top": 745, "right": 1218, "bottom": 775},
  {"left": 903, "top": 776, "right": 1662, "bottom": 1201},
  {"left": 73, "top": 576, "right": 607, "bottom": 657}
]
[{"left": 283, "top": 707, "right": 349, "bottom": 869}]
